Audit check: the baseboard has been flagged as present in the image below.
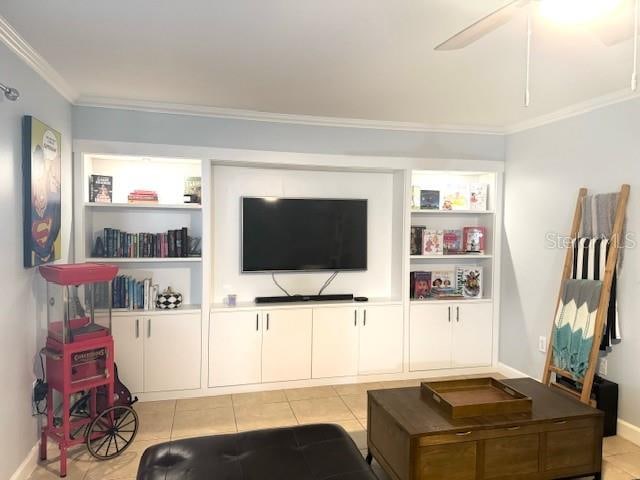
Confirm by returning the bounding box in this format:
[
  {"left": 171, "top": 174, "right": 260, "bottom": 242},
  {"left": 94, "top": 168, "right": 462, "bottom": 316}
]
[
  {"left": 9, "top": 444, "right": 38, "bottom": 480},
  {"left": 618, "top": 419, "right": 640, "bottom": 446},
  {"left": 496, "top": 361, "right": 535, "bottom": 379}
]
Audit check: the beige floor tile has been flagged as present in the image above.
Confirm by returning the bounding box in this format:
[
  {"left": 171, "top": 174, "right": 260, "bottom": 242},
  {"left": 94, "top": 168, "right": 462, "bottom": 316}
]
[
  {"left": 133, "top": 400, "right": 175, "bottom": 415},
  {"left": 358, "top": 416, "right": 368, "bottom": 428},
  {"left": 602, "top": 458, "right": 636, "bottom": 479},
  {"left": 83, "top": 440, "right": 158, "bottom": 480},
  {"left": 30, "top": 445, "right": 94, "bottom": 480},
  {"left": 176, "top": 394, "right": 232, "bottom": 412},
  {"left": 171, "top": 406, "right": 237, "bottom": 439},
  {"left": 134, "top": 410, "right": 173, "bottom": 441},
  {"left": 290, "top": 396, "right": 356, "bottom": 424},
  {"left": 604, "top": 436, "right": 640, "bottom": 458},
  {"left": 232, "top": 390, "right": 287, "bottom": 406},
  {"left": 234, "top": 402, "right": 297, "bottom": 431},
  {"left": 284, "top": 385, "right": 338, "bottom": 401},
  {"left": 333, "top": 382, "right": 382, "bottom": 396},
  {"left": 340, "top": 393, "right": 368, "bottom": 419},
  {"left": 607, "top": 450, "right": 640, "bottom": 477},
  {"left": 377, "top": 379, "right": 422, "bottom": 389}
]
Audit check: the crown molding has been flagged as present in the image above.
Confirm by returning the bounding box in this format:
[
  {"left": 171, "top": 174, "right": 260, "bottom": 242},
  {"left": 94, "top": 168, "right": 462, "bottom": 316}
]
[
  {"left": 74, "top": 96, "right": 506, "bottom": 135},
  {"left": 505, "top": 87, "right": 640, "bottom": 134},
  {"left": 0, "top": 15, "right": 77, "bottom": 102}
]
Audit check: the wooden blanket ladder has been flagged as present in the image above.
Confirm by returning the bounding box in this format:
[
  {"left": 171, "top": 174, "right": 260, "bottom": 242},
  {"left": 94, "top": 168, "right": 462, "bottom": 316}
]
[{"left": 542, "top": 184, "right": 630, "bottom": 404}]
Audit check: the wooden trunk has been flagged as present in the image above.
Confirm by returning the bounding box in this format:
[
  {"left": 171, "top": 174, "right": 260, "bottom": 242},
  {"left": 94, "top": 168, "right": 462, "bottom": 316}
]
[{"left": 368, "top": 378, "right": 603, "bottom": 480}]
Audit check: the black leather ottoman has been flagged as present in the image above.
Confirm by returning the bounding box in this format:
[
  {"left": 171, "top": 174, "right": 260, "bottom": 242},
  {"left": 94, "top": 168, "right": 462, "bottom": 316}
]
[{"left": 137, "top": 423, "right": 377, "bottom": 480}]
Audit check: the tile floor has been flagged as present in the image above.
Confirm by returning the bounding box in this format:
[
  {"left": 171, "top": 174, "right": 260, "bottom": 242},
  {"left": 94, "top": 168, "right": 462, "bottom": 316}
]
[{"left": 28, "top": 373, "right": 640, "bottom": 480}]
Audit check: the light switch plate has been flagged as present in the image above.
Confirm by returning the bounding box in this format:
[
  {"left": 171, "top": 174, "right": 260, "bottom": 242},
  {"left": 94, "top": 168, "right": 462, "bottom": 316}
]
[{"left": 538, "top": 336, "right": 547, "bottom": 353}]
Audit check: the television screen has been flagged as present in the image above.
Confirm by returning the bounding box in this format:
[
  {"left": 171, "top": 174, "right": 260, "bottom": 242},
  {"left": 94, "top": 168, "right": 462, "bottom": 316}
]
[{"left": 242, "top": 197, "right": 367, "bottom": 272}]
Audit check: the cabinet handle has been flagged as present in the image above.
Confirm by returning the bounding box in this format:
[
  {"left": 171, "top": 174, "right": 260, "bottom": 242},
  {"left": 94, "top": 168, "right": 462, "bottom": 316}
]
[
  {"left": 448, "top": 306, "right": 451, "bottom": 322},
  {"left": 256, "top": 313, "right": 259, "bottom": 331},
  {"left": 554, "top": 420, "right": 568, "bottom": 425},
  {"left": 456, "top": 431, "right": 472, "bottom": 436},
  {"left": 135, "top": 318, "right": 139, "bottom": 338},
  {"left": 266, "top": 313, "right": 270, "bottom": 331},
  {"left": 364, "top": 310, "right": 367, "bottom": 326},
  {"left": 147, "top": 318, "right": 151, "bottom": 338},
  {"left": 354, "top": 310, "right": 357, "bottom": 326},
  {"left": 456, "top": 306, "right": 460, "bottom": 323},
  {"left": 507, "top": 426, "right": 521, "bottom": 431}
]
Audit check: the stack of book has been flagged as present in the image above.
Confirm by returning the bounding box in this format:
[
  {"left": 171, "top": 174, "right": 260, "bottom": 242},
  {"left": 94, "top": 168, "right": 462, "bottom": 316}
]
[
  {"left": 111, "top": 275, "right": 159, "bottom": 310},
  {"left": 128, "top": 189, "right": 159, "bottom": 204},
  {"left": 98, "top": 227, "right": 193, "bottom": 258}
]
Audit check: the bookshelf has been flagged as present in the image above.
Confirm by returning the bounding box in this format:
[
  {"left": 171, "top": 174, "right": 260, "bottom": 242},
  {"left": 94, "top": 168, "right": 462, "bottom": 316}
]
[{"left": 75, "top": 154, "right": 204, "bottom": 308}]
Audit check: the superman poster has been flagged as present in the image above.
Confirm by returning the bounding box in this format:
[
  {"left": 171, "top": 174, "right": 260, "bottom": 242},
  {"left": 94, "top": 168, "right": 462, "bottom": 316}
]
[{"left": 22, "top": 116, "right": 61, "bottom": 267}]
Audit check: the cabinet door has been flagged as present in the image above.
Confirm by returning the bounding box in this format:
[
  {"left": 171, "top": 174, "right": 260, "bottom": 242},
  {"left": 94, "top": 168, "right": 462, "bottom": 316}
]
[
  {"left": 262, "top": 308, "right": 312, "bottom": 383},
  {"left": 359, "top": 305, "right": 403, "bottom": 375},
  {"left": 452, "top": 303, "right": 493, "bottom": 367},
  {"left": 409, "top": 303, "right": 452, "bottom": 371},
  {"left": 418, "top": 442, "right": 477, "bottom": 480},
  {"left": 111, "top": 315, "right": 144, "bottom": 394},
  {"left": 312, "top": 306, "right": 359, "bottom": 378},
  {"left": 209, "top": 310, "right": 262, "bottom": 387},
  {"left": 144, "top": 313, "right": 201, "bottom": 392}
]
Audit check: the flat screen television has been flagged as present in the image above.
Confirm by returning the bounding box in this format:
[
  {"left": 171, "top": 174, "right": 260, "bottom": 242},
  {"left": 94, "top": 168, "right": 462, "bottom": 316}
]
[{"left": 241, "top": 197, "right": 367, "bottom": 272}]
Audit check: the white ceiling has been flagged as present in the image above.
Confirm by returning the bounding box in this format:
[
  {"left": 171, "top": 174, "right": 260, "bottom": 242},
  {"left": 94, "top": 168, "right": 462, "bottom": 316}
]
[{"left": 1, "top": 0, "right": 638, "bottom": 129}]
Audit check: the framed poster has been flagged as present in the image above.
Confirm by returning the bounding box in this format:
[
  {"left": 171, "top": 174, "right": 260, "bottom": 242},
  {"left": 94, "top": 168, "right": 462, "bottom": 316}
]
[{"left": 22, "top": 116, "right": 62, "bottom": 267}]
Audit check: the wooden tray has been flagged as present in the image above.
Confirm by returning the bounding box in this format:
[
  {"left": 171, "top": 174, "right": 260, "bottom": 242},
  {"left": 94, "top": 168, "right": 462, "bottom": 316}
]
[{"left": 421, "top": 377, "right": 532, "bottom": 419}]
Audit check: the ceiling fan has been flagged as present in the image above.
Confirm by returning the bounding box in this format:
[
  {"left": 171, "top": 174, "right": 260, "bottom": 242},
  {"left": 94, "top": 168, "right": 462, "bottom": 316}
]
[{"left": 435, "top": 0, "right": 640, "bottom": 106}]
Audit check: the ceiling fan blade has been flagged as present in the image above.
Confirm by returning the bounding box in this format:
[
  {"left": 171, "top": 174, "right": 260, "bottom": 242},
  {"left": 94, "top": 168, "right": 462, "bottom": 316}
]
[
  {"left": 590, "top": 0, "right": 634, "bottom": 46},
  {"left": 435, "top": 0, "right": 532, "bottom": 51}
]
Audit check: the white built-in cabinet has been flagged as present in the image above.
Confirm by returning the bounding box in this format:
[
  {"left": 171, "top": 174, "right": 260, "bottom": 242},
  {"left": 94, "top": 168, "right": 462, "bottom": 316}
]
[
  {"left": 409, "top": 302, "right": 492, "bottom": 371},
  {"left": 312, "top": 305, "right": 403, "bottom": 378},
  {"left": 112, "top": 312, "right": 202, "bottom": 393},
  {"left": 209, "top": 307, "right": 313, "bottom": 387},
  {"left": 209, "top": 303, "right": 402, "bottom": 387}
]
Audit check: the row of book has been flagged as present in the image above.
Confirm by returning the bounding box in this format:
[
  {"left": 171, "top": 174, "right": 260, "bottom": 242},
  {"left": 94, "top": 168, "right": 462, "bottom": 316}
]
[
  {"left": 411, "top": 266, "right": 482, "bottom": 300},
  {"left": 412, "top": 183, "right": 488, "bottom": 211},
  {"left": 96, "top": 227, "right": 193, "bottom": 258},
  {"left": 411, "top": 226, "right": 486, "bottom": 255},
  {"left": 112, "top": 275, "right": 159, "bottom": 310}
]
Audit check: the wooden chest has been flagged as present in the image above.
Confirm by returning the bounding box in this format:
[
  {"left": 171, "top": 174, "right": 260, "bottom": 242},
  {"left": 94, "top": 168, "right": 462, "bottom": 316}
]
[{"left": 367, "top": 378, "right": 603, "bottom": 480}]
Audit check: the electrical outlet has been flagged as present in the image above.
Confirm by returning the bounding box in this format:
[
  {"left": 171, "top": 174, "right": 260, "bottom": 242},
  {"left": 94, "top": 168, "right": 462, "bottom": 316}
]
[
  {"left": 598, "top": 358, "right": 608, "bottom": 376},
  {"left": 538, "top": 336, "right": 547, "bottom": 353}
]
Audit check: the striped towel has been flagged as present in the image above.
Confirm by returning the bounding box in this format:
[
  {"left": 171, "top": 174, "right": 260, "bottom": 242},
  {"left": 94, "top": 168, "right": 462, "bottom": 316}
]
[{"left": 572, "top": 238, "right": 621, "bottom": 350}]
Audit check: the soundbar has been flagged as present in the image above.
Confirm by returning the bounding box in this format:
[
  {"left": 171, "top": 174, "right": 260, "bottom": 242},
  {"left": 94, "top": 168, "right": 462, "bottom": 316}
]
[{"left": 255, "top": 294, "right": 354, "bottom": 304}]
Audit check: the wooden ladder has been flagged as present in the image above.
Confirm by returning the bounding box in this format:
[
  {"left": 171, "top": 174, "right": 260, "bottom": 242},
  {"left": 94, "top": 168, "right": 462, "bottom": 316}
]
[{"left": 542, "top": 184, "right": 630, "bottom": 404}]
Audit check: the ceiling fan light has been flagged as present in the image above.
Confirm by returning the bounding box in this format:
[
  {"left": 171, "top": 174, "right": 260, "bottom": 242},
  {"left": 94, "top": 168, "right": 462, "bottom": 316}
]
[{"left": 539, "top": 0, "right": 625, "bottom": 25}]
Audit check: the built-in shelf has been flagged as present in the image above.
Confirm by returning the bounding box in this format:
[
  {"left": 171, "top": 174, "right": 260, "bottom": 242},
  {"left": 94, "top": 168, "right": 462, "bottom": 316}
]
[
  {"left": 87, "top": 257, "right": 202, "bottom": 264},
  {"left": 411, "top": 209, "right": 494, "bottom": 215},
  {"left": 410, "top": 254, "right": 492, "bottom": 260},
  {"left": 410, "top": 298, "right": 492, "bottom": 304},
  {"left": 111, "top": 304, "right": 202, "bottom": 316},
  {"left": 85, "top": 202, "right": 201, "bottom": 211}
]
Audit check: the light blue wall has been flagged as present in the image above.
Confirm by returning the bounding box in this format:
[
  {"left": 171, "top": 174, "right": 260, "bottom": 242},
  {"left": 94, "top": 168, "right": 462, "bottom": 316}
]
[
  {"left": 72, "top": 105, "right": 505, "bottom": 160},
  {"left": 0, "top": 44, "right": 72, "bottom": 479},
  {"left": 502, "top": 97, "right": 640, "bottom": 426}
]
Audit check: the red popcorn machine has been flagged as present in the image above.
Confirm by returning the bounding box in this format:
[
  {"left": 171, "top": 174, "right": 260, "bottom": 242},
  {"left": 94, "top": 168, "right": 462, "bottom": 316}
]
[{"left": 39, "top": 263, "right": 138, "bottom": 477}]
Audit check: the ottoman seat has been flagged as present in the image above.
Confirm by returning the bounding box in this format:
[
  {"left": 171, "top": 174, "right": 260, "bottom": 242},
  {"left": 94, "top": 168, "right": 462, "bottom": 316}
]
[{"left": 137, "top": 423, "right": 376, "bottom": 480}]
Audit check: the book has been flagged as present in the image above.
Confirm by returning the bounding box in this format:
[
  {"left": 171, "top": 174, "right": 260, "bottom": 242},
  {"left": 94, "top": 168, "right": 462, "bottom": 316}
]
[
  {"left": 422, "top": 229, "right": 444, "bottom": 255},
  {"left": 443, "top": 229, "right": 462, "bottom": 254},
  {"left": 441, "top": 184, "right": 470, "bottom": 211},
  {"left": 411, "top": 186, "right": 421, "bottom": 209},
  {"left": 184, "top": 176, "right": 202, "bottom": 204},
  {"left": 128, "top": 189, "right": 158, "bottom": 204},
  {"left": 89, "top": 175, "right": 113, "bottom": 203},
  {"left": 420, "top": 190, "right": 440, "bottom": 210},
  {"left": 456, "top": 266, "right": 483, "bottom": 298},
  {"left": 469, "top": 183, "right": 488, "bottom": 211},
  {"left": 463, "top": 226, "right": 486, "bottom": 253},
  {"left": 413, "top": 271, "right": 432, "bottom": 299},
  {"left": 410, "top": 226, "right": 425, "bottom": 255},
  {"left": 431, "top": 270, "right": 455, "bottom": 289}
]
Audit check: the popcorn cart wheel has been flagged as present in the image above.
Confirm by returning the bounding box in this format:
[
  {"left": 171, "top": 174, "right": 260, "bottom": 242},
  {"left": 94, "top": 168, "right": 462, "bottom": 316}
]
[{"left": 39, "top": 263, "right": 139, "bottom": 477}]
